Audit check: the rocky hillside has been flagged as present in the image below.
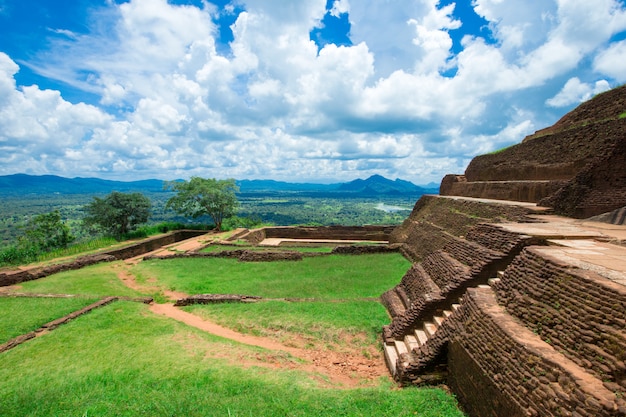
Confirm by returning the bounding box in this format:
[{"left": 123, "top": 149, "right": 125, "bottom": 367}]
[{"left": 440, "top": 84, "right": 626, "bottom": 219}]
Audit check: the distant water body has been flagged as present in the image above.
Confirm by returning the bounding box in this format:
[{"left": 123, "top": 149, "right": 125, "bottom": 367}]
[{"left": 375, "top": 203, "right": 411, "bottom": 213}]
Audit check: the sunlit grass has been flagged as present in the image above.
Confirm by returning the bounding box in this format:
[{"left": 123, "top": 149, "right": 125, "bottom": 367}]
[
  {"left": 184, "top": 300, "right": 389, "bottom": 347},
  {"left": 0, "top": 301, "right": 464, "bottom": 417},
  {"left": 132, "top": 253, "right": 410, "bottom": 299},
  {"left": 0, "top": 296, "right": 98, "bottom": 343},
  {"left": 17, "top": 263, "right": 145, "bottom": 298}
]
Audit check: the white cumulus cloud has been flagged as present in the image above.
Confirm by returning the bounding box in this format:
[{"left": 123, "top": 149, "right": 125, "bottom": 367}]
[{"left": 1, "top": 0, "right": 626, "bottom": 183}]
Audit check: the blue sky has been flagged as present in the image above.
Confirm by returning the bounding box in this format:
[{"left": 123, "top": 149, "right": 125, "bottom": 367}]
[{"left": 1, "top": 0, "right": 625, "bottom": 184}]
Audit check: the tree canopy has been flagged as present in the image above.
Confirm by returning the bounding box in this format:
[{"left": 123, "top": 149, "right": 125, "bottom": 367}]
[
  {"left": 83, "top": 191, "right": 151, "bottom": 238},
  {"left": 20, "top": 210, "right": 74, "bottom": 252},
  {"left": 165, "top": 177, "right": 239, "bottom": 231}
]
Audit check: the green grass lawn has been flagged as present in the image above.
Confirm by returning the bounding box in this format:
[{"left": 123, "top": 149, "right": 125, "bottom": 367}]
[
  {"left": 0, "top": 301, "right": 464, "bottom": 417},
  {"left": 184, "top": 300, "right": 389, "bottom": 346},
  {"left": 132, "top": 253, "right": 410, "bottom": 299},
  {"left": 0, "top": 251, "right": 465, "bottom": 416},
  {"left": 16, "top": 263, "right": 145, "bottom": 298},
  {"left": 0, "top": 296, "right": 98, "bottom": 343}
]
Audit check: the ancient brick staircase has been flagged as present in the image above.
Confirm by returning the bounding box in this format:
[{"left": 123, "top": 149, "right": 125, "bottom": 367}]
[
  {"left": 382, "top": 222, "right": 533, "bottom": 380},
  {"left": 382, "top": 198, "right": 626, "bottom": 415},
  {"left": 383, "top": 301, "right": 460, "bottom": 381}
]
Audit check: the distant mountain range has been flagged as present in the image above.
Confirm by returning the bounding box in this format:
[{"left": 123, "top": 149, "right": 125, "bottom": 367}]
[{"left": 0, "top": 173, "right": 439, "bottom": 197}]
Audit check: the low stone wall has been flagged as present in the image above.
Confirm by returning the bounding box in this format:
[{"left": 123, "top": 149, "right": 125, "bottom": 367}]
[
  {"left": 494, "top": 247, "right": 626, "bottom": 394},
  {"left": 238, "top": 251, "right": 303, "bottom": 262},
  {"left": 0, "top": 230, "right": 208, "bottom": 287},
  {"left": 0, "top": 296, "right": 118, "bottom": 353},
  {"left": 105, "top": 230, "right": 208, "bottom": 259},
  {"left": 331, "top": 243, "right": 401, "bottom": 255},
  {"left": 261, "top": 225, "right": 395, "bottom": 241},
  {"left": 0, "top": 254, "right": 116, "bottom": 287},
  {"left": 242, "top": 228, "right": 266, "bottom": 245},
  {"left": 448, "top": 287, "right": 625, "bottom": 417},
  {"left": 174, "top": 294, "right": 261, "bottom": 306}
]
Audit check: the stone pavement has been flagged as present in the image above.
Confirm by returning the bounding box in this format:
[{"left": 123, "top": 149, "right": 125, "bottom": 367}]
[{"left": 450, "top": 196, "right": 626, "bottom": 288}]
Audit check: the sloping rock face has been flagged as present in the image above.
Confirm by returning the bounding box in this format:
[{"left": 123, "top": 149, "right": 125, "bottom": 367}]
[{"left": 440, "top": 85, "right": 626, "bottom": 218}]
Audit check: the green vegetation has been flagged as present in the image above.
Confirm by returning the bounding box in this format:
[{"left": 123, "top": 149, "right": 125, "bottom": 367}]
[
  {"left": 20, "top": 210, "right": 74, "bottom": 252},
  {"left": 133, "top": 253, "right": 410, "bottom": 299},
  {"left": 0, "top": 237, "right": 463, "bottom": 415},
  {"left": 0, "top": 302, "right": 463, "bottom": 416},
  {"left": 619, "top": 111, "right": 626, "bottom": 119},
  {"left": 488, "top": 144, "right": 514, "bottom": 155},
  {"left": 0, "top": 296, "right": 98, "bottom": 342},
  {"left": 0, "top": 192, "right": 413, "bottom": 253},
  {"left": 185, "top": 300, "right": 389, "bottom": 346},
  {"left": 237, "top": 196, "right": 413, "bottom": 226},
  {"left": 83, "top": 191, "right": 152, "bottom": 238},
  {"left": 165, "top": 177, "right": 239, "bottom": 231},
  {"left": 17, "top": 263, "right": 144, "bottom": 298},
  {"left": 0, "top": 222, "right": 212, "bottom": 267},
  {"left": 0, "top": 210, "right": 76, "bottom": 266}
]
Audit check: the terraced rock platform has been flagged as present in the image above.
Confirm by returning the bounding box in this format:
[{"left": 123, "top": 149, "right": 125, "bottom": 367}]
[{"left": 382, "top": 194, "right": 626, "bottom": 416}]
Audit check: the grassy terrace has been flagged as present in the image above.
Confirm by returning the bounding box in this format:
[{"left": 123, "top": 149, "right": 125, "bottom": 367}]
[
  {"left": 0, "top": 296, "right": 99, "bottom": 343},
  {"left": 132, "top": 253, "right": 409, "bottom": 299},
  {"left": 0, "top": 250, "right": 465, "bottom": 416}
]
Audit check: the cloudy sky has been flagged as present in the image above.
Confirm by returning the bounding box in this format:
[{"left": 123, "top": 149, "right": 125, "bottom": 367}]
[{"left": 1, "top": 0, "right": 625, "bottom": 184}]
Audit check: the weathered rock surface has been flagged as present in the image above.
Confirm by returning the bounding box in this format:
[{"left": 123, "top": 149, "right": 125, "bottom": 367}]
[{"left": 440, "top": 85, "right": 626, "bottom": 218}]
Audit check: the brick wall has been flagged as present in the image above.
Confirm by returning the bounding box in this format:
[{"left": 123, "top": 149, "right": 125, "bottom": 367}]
[
  {"left": 262, "top": 225, "right": 394, "bottom": 241},
  {"left": 449, "top": 287, "right": 625, "bottom": 416},
  {"left": 0, "top": 230, "right": 207, "bottom": 287},
  {"left": 494, "top": 247, "right": 626, "bottom": 394},
  {"left": 390, "top": 195, "right": 533, "bottom": 262}
]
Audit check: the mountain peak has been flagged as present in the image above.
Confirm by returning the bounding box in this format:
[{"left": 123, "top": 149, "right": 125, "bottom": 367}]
[{"left": 338, "top": 175, "right": 423, "bottom": 195}]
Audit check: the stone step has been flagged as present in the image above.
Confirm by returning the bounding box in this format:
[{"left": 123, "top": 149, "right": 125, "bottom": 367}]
[
  {"left": 404, "top": 334, "right": 419, "bottom": 351},
  {"left": 394, "top": 340, "right": 409, "bottom": 356},
  {"left": 442, "top": 309, "right": 453, "bottom": 318},
  {"left": 424, "top": 322, "right": 437, "bottom": 338},
  {"left": 383, "top": 342, "right": 399, "bottom": 376},
  {"left": 414, "top": 328, "right": 428, "bottom": 346},
  {"left": 488, "top": 277, "right": 501, "bottom": 286},
  {"left": 451, "top": 303, "right": 461, "bottom": 312},
  {"left": 497, "top": 270, "right": 505, "bottom": 278},
  {"left": 433, "top": 315, "right": 445, "bottom": 327},
  {"left": 384, "top": 288, "right": 407, "bottom": 318}
]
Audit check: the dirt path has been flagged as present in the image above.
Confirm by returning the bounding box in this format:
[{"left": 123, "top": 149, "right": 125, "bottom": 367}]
[
  {"left": 114, "top": 263, "right": 188, "bottom": 301},
  {"left": 149, "top": 302, "right": 387, "bottom": 387},
  {"left": 111, "top": 261, "right": 388, "bottom": 387}
]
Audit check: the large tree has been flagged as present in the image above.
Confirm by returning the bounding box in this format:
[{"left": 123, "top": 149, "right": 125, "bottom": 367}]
[
  {"left": 83, "top": 192, "right": 151, "bottom": 238},
  {"left": 165, "top": 177, "right": 239, "bottom": 231}
]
